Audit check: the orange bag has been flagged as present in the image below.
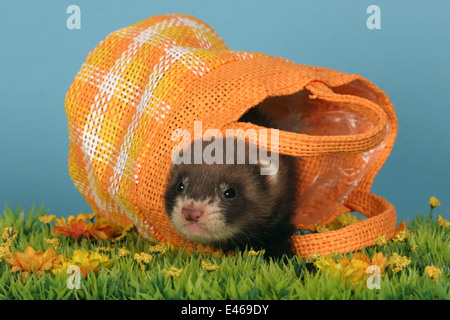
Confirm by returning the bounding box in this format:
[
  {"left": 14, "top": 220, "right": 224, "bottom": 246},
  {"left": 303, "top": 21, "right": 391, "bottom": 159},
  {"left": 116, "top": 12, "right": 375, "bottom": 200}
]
[{"left": 65, "top": 14, "right": 397, "bottom": 257}]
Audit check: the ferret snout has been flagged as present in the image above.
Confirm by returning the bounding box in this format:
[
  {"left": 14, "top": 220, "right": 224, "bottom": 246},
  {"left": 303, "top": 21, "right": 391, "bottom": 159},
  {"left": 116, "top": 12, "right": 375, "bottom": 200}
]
[{"left": 182, "top": 204, "right": 204, "bottom": 222}]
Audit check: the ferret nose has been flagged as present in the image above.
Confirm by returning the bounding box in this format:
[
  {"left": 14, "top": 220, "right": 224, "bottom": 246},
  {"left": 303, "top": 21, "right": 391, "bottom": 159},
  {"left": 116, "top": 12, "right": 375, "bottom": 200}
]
[{"left": 182, "top": 205, "right": 204, "bottom": 222}]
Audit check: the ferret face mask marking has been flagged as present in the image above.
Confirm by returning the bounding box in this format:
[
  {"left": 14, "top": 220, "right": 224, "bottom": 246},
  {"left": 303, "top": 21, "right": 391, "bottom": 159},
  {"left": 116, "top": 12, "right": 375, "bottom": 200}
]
[
  {"left": 167, "top": 138, "right": 270, "bottom": 239},
  {"left": 164, "top": 160, "right": 270, "bottom": 245}
]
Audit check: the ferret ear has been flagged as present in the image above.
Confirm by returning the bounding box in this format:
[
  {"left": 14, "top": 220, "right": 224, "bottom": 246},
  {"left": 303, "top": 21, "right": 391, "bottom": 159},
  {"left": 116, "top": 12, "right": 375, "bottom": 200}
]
[{"left": 257, "top": 159, "right": 279, "bottom": 186}]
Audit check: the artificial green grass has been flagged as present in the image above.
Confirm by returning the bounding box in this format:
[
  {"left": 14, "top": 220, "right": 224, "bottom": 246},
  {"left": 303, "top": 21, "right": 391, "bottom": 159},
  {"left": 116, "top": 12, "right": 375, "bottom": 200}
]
[{"left": 0, "top": 203, "right": 448, "bottom": 300}]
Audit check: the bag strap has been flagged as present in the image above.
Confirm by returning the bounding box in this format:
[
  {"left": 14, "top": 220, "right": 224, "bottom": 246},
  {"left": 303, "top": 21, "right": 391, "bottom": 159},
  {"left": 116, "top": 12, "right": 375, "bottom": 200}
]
[
  {"left": 223, "top": 81, "right": 388, "bottom": 157},
  {"left": 290, "top": 191, "right": 397, "bottom": 257}
]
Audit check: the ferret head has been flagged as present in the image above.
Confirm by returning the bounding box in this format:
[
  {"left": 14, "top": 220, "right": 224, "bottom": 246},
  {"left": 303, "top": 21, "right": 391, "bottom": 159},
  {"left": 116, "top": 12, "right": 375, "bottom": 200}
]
[{"left": 164, "top": 138, "right": 285, "bottom": 247}]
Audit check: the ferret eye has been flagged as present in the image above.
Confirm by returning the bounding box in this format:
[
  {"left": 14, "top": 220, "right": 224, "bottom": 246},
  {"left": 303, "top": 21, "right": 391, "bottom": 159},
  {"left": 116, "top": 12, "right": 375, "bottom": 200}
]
[
  {"left": 176, "top": 182, "right": 184, "bottom": 192},
  {"left": 223, "top": 188, "right": 236, "bottom": 199}
]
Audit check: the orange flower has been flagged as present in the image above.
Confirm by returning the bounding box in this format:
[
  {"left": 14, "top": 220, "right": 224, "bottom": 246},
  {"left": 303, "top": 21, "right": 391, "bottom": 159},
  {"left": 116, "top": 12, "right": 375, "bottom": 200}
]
[
  {"left": 51, "top": 215, "right": 94, "bottom": 240},
  {"left": 370, "top": 251, "right": 389, "bottom": 273},
  {"left": 51, "top": 213, "right": 133, "bottom": 242},
  {"left": 353, "top": 252, "right": 371, "bottom": 264},
  {"left": 91, "top": 216, "right": 126, "bottom": 241},
  {"left": 396, "top": 221, "right": 407, "bottom": 232},
  {"left": 7, "top": 246, "right": 63, "bottom": 282}
]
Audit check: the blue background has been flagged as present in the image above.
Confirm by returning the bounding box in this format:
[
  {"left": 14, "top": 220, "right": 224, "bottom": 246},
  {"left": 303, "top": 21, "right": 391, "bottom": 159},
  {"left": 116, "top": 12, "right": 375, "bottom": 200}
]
[{"left": 1, "top": 0, "right": 449, "bottom": 222}]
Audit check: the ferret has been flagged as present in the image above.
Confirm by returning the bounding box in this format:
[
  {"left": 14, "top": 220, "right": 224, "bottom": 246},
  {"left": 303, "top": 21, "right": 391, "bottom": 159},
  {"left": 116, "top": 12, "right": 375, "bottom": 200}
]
[{"left": 164, "top": 107, "right": 298, "bottom": 258}]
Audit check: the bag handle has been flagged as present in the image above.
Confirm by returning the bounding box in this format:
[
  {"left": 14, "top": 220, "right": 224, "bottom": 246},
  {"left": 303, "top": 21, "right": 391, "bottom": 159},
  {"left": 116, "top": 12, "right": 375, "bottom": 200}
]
[
  {"left": 290, "top": 191, "right": 397, "bottom": 257},
  {"left": 223, "top": 81, "right": 388, "bottom": 157}
]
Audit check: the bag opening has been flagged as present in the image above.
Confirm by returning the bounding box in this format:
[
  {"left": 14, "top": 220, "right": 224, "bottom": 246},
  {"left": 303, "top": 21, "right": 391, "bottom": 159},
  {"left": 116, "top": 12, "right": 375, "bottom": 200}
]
[{"left": 239, "top": 89, "right": 390, "bottom": 229}]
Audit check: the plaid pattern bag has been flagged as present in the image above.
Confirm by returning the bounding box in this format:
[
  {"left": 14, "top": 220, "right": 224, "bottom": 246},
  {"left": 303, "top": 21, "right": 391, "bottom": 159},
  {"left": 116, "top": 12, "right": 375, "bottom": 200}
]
[{"left": 65, "top": 14, "right": 397, "bottom": 257}]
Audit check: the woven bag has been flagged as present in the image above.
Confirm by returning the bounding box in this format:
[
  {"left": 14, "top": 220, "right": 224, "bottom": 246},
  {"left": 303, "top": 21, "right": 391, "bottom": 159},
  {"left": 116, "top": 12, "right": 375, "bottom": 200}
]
[{"left": 65, "top": 14, "right": 398, "bottom": 257}]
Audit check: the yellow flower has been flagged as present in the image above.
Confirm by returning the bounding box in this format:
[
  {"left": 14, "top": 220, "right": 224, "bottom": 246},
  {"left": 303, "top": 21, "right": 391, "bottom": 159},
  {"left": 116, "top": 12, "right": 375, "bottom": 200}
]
[
  {"left": 162, "top": 266, "right": 183, "bottom": 277},
  {"left": 388, "top": 253, "right": 412, "bottom": 273},
  {"left": 118, "top": 247, "right": 130, "bottom": 257},
  {"left": 392, "top": 222, "right": 413, "bottom": 242},
  {"left": 0, "top": 243, "right": 10, "bottom": 261},
  {"left": 375, "top": 234, "right": 388, "bottom": 247},
  {"left": 314, "top": 255, "right": 342, "bottom": 279},
  {"left": 2, "top": 227, "right": 18, "bottom": 244},
  {"left": 73, "top": 250, "right": 112, "bottom": 276},
  {"left": 347, "top": 259, "right": 370, "bottom": 285},
  {"left": 424, "top": 265, "right": 442, "bottom": 282},
  {"left": 39, "top": 214, "right": 56, "bottom": 224},
  {"left": 333, "top": 212, "right": 361, "bottom": 228},
  {"left": 44, "top": 238, "right": 60, "bottom": 249},
  {"left": 437, "top": 215, "right": 450, "bottom": 228},
  {"left": 248, "top": 249, "right": 265, "bottom": 257},
  {"left": 0, "top": 228, "right": 16, "bottom": 262},
  {"left": 351, "top": 258, "right": 370, "bottom": 270},
  {"left": 148, "top": 243, "right": 168, "bottom": 255},
  {"left": 314, "top": 251, "right": 389, "bottom": 286},
  {"left": 410, "top": 245, "right": 419, "bottom": 252},
  {"left": 201, "top": 261, "right": 219, "bottom": 272},
  {"left": 306, "top": 252, "right": 322, "bottom": 262},
  {"left": 51, "top": 260, "right": 72, "bottom": 277},
  {"left": 97, "top": 247, "right": 115, "bottom": 253},
  {"left": 134, "top": 252, "right": 152, "bottom": 263},
  {"left": 428, "top": 196, "right": 441, "bottom": 208},
  {"left": 7, "top": 246, "right": 63, "bottom": 282},
  {"left": 315, "top": 213, "right": 361, "bottom": 233},
  {"left": 134, "top": 252, "right": 153, "bottom": 270},
  {"left": 314, "top": 224, "right": 329, "bottom": 233},
  {"left": 321, "top": 212, "right": 362, "bottom": 233},
  {"left": 393, "top": 230, "right": 409, "bottom": 242},
  {"left": 53, "top": 249, "right": 112, "bottom": 277}
]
